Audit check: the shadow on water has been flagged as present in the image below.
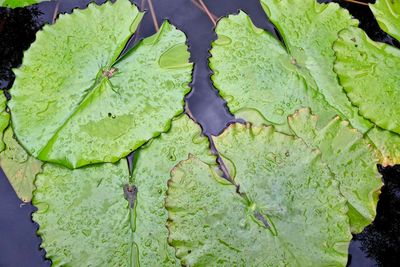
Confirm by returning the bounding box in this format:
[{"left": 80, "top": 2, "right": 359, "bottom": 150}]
[{"left": 0, "top": 0, "right": 400, "bottom": 266}]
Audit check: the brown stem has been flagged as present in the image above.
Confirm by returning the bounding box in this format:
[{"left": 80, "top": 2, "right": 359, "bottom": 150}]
[
  {"left": 147, "top": 0, "right": 159, "bottom": 31},
  {"left": 343, "top": 0, "right": 369, "bottom": 6},
  {"left": 52, "top": 1, "right": 60, "bottom": 24},
  {"left": 191, "top": 0, "right": 218, "bottom": 21},
  {"left": 196, "top": 0, "right": 217, "bottom": 26}
]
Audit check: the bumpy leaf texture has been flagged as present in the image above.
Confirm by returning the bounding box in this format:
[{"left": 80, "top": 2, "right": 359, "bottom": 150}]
[
  {"left": 260, "top": 0, "right": 371, "bottom": 133},
  {"left": 370, "top": 0, "right": 400, "bottom": 40},
  {"left": 209, "top": 3, "right": 382, "bottom": 233},
  {"left": 9, "top": 0, "right": 192, "bottom": 168},
  {"left": 0, "top": 127, "right": 42, "bottom": 202},
  {"left": 288, "top": 108, "right": 381, "bottom": 233},
  {"left": 0, "top": 0, "right": 45, "bottom": 8},
  {"left": 167, "top": 124, "right": 351, "bottom": 266},
  {"left": 333, "top": 2, "right": 400, "bottom": 164},
  {"left": 33, "top": 115, "right": 214, "bottom": 266},
  {"left": 131, "top": 114, "right": 216, "bottom": 266},
  {"left": 210, "top": 11, "right": 336, "bottom": 134}
]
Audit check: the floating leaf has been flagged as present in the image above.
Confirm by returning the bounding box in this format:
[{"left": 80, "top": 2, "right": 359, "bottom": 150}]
[
  {"left": 0, "top": 0, "right": 45, "bottom": 8},
  {"left": 167, "top": 124, "right": 351, "bottom": 266},
  {"left": 33, "top": 115, "right": 213, "bottom": 265},
  {"left": 33, "top": 161, "right": 133, "bottom": 266},
  {"left": 370, "top": 0, "right": 400, "bottom": 41},
  {"left": 260, "top": 0, "right": 371, "bottom": 133},
  {"left": 0, "top": 127, "right": 42, "bottom": 202},
  {"left": 130, "top": 114, "right": 215, "bottom": 266},
  {"left": 0, "top": 93, "right": 10, "bottom": 152},
  {"left": 367, "top": 127, "right": 400, "bottom": 166},
  {"left": 10, "top": 0, "right": 192, "bottom": 168},
  {"left": 209, "top": 11, "right": 336, "bottom": 134},
  {"left": 288, "top": 108, "right": 382, "bottom": 233},
  {"left": 334, "top": 27, "right": 400, "bottom": 135}
]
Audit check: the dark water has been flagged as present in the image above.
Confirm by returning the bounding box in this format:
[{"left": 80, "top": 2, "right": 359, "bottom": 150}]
[{"left": 0, "top": 0, "right": 399, "bottom": 266}]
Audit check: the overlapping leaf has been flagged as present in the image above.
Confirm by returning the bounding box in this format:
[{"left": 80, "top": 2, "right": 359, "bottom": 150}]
[
  {"left": 260, "top": 0, "right": 371, "bottom": 132},
  {"left": 33, "top": 115, "right": 215, "bottom": 266},
  {"left": 0, "top": 0, "right": 45, "bottom": 8},
  {"left": 0, "top": 127, "right": 42, "bottom": 202},
  {"left": 370, "top": 0, "right": 400, "bottom": 40},
  {"left": 209, "top": 11, "right": 336, "bottom": 134},
  {"left": 167, "top": 124, "right": 351, "bottom": 266},
  {"left": 288, "top": 108, "right": 381, "bottom": 233},
  {"left": 9, "top": 0, "right": 192, "bottom": 168},
  {"left": 334, "top": 27, "right": 400, "bottom": 134}
]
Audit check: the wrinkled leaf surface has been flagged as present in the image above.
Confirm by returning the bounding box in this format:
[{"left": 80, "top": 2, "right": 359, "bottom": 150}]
[
  {"left": 167, "top": 124, "right": 351, "bottom": 266},
  {"left": 10, "top": 0, "right": 192, "bottom": 168},
  {"left": 33, "top": 115, "right": 213, "bottom": 266}
]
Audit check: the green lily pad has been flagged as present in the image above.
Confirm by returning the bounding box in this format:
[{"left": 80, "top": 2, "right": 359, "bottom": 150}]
[
  {"left": 130, "top": 114, "right": 216, "bottom": 266},
  {"left": 167, "top": 124, "right": 351, "bottom": 266},
  {"left": 0, "top": 93, "right": 10, "bottom": 152},
  {"left": 370, "top": 0, "right": 400, "bottom": 41},
  {"left": 334, "top": 27, "right": 400, "bottom": 135},
  {"left": 33, "top": 160, "right": 133, "bottom": 266},
  {"left": 288, "top": 108, "right": 381, "bottom": 233},
  {"left": 209, "top": 11, "right": 336, "bottom": 134},
  {"left": 33, "top": 115, "right": 214, "bottom": 266},
  {"left": 0, "top": 0, "right": 46, "bottom": 8},
  {"left": 260, "top": 0, "right": 371, "bottom": 133},
  {"left": 10, "top": 0, "right": 192, "bottom": 168},
  {"left": 0, "top": 127, "right": 42, "bottom": 202}
]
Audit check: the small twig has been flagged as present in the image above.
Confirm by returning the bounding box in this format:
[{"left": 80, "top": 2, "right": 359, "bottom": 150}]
[
  {"left": 196, "top": 0, "right": 217, "bottom": 27},
  {"left": 147, "top": 0, "right": 159, "bottom": 31},
  {"left": 52, "top": 1, "right": 60, "bottom": 24},
  {"left": 343, "top": 0, "right": 369, "bottom": 6},
  {"left": 191, "top": 0, "right": 218, "bottom": 21}
]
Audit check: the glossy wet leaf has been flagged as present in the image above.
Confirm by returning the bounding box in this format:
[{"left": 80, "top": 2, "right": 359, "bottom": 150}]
[
  {"left": 0, "top": 127, "right": 42, "bottom": 202},
  {"left": 10, "top": 0, "right": 192, "bottom": 168},
  {"left": 167, "top": 124, "right": 351, "bottom": 266},
  {"left": 0, "top": 0, "right": 45, "bottom": 8},
  {"left": 370, "top": 0, "right": 400, "bottom": 41},
  {"left": 334, "top": 27, "right": 400, "bottom": 135},
  {"left": 288, "top": 108, "right": 382, "bottom": 233},
  {"left": 209, "top": 11, "right": 336, "bottom": 134},
  {"left": 33, "top": 115, "right": 213, "bottom": 266},
  {"left": 260, "top": 0, "right": 371, "bottom": 133},
  {"left": 33, "top": 161, "right": 133, "bottom": 266},
  {"left": 0, "top": 93, "right": 10, "bottom": 152},
  {"left": 130, "top": 114, "right": 215, "bottom": 266}
]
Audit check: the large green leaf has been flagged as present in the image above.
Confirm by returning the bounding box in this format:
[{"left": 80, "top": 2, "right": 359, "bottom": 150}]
[
  {"left": 167, "top": 124, "right": 351, "bottom": 266},
  {"left": 260, "top": 0, "right": 371, "bottom": 133},
  {"left": 33, "top": 115, "right": 214, "bottom": 266},
  {"left": 370, "top": 0, "right": 400, "bottom": 41},
  {"left": 288, "top": 108, "right": 381, "bottom": 233},
  {"left": 0, "top": 127, "right": 42, "bottom": 202},
  {"left": 33, "top": 161, "right": 133, "bottom": 266},
  {"left": 0, "top": 0, "right": 45, "bottom": 8},
  {"left": 10, "top": 0, "right": 192, "bottom": 168},
  {"left": 0, "top": 93, "right": 10, "bottom": 152},
  {"left": 334, "top": 27, "right": 400, "bottom": 135},
  {"left": 130, "top": 114, "right": 216, "bottom": 266},
  {"left": 211, "top": 4, "right": 399, "bottom": 165},
  {"left": 209, "top": 11, "right": 336, "bottom": 134}
]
